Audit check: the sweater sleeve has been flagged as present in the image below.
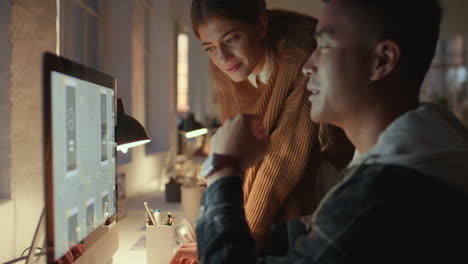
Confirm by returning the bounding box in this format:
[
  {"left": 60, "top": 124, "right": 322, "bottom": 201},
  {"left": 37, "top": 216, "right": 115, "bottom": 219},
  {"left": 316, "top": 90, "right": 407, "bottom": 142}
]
[{"left": 244, "top": 100, "right": 317, "bottom": 236}]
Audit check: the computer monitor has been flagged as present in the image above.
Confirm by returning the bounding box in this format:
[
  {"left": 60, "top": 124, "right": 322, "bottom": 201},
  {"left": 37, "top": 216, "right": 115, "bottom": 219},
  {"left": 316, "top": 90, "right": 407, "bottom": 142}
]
[{"left": 43, "top": 52, "right": 117, "bottom": 263}]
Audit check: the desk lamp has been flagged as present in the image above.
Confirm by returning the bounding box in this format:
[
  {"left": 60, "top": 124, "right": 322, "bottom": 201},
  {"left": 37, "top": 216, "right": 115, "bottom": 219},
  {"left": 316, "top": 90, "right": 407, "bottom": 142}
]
[
  {"left": 178, "top": 113, "right": 208, "bottom": 138},
  {"left": 116, "top": 98, "right": 151, "bottom": 153}
]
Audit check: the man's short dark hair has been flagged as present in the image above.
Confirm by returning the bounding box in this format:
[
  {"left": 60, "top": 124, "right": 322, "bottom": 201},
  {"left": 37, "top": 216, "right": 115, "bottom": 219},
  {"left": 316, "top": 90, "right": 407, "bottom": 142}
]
[{"left": 324, "top": 0, "right": 442, "bottom": 99}]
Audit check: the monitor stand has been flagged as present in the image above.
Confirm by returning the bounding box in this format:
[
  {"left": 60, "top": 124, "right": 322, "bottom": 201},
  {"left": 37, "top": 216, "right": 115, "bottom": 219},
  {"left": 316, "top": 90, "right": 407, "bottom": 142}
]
[
  {"left": 74, "top": 221, "right": 119, "bottom": 264},
  {"left": 26, "top": 207, "right": 119, "bottom": 264},
  {"left": 26, "top": 208, "right": 46, "bottom": 264}
]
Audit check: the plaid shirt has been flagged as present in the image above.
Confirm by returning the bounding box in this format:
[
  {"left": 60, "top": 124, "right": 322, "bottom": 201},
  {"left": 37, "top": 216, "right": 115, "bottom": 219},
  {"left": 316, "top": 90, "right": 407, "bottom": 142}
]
[{"left": 196, "top": 165, "right": 468, "bottom": 264}]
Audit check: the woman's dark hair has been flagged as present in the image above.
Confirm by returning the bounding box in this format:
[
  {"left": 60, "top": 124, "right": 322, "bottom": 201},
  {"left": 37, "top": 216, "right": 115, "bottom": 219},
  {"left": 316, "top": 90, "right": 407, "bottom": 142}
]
[{"left": 191, "top": 0, "right": 267, "bottom": 38}]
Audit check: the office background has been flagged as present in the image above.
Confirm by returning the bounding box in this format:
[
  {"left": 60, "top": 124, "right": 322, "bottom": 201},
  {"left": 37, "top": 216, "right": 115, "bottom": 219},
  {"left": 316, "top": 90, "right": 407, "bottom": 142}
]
[{"left": 1, "top": 0, "right": 468, "bottom": 262}]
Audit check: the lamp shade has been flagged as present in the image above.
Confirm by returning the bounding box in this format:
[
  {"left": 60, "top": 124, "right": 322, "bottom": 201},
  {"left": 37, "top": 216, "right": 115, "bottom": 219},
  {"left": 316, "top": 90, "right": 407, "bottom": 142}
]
[
  {"left": 116, "top": 98, "right": 151, "bottom": 153},
  {"left": 177, "top": 113, "right": 208, "bottom": 138}
]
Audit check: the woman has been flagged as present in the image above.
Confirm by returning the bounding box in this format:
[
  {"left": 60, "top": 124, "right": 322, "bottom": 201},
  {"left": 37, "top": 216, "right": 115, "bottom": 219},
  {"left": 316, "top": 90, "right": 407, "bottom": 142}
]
[{"left": 173, "top": 0, "right": 354, "bottom": 261}]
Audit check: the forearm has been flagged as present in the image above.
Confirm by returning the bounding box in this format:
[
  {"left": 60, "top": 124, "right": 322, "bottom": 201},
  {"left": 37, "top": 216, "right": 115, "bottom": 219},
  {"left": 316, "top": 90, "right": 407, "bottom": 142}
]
[
  {"left": 197, "top": 176, "right": 258, "bottom": 264},
  {"left": 196, "top": 176, "right": 314, "bottom": 264},
  {"left": 196, "top": 173, "right": 352, "bottom": 264}
]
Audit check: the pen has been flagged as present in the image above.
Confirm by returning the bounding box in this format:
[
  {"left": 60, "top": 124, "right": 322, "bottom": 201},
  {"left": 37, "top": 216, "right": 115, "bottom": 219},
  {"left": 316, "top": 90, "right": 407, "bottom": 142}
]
[
  {"left": 154, "top": 209, "right": 162, "bottom": 226},
  {"left": 144, "top": 201, "right": 157, "bottom": 225},
  {"left": 163, "top": 212, "right": 175, "bottom": 225}
]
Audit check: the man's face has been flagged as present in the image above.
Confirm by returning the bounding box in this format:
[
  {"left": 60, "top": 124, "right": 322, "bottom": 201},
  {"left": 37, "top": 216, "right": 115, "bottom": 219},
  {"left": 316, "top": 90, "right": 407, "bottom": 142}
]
[{"left": 302, "top": 0, "right": 375, "bottom": 127}]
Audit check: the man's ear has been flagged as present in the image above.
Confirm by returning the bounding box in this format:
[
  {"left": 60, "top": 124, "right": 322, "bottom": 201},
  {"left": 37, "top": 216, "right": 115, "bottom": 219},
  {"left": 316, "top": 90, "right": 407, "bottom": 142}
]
[
  {"left": 371, "top": 40, "right": 400, "bottom": 81},
  {"left": 258, "top": 12, "right": 268, "bottom": 39}
]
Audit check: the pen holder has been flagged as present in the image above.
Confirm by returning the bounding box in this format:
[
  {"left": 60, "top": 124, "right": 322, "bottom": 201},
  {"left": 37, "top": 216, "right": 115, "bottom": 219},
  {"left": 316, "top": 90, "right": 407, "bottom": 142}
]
[{"left": 146, "top": 224, "right": 176, "bottom": 264}]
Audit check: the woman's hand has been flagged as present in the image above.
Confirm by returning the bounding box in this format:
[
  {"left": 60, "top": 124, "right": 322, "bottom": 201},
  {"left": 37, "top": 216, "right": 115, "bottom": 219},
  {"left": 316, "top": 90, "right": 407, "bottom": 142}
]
[{"left": 170, "top": 242, "right": 198, "bottom": 264}]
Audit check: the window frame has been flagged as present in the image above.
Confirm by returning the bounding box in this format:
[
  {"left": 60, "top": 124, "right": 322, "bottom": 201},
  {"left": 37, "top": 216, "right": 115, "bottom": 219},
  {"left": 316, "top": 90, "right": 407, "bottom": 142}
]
[{"left": 59, "top": 0, "right": 103, "bottom": 70}]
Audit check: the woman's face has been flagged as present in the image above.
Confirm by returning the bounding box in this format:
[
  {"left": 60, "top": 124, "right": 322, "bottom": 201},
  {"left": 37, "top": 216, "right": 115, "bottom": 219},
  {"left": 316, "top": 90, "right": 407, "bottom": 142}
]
[{"left": 197, "top": 16, "right": 266, "bottom": 82}]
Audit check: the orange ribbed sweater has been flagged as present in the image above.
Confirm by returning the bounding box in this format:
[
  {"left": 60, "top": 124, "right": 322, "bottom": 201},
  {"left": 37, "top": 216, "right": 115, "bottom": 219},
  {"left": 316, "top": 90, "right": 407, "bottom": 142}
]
[{"left": 211, "top": 10, "right": 321, "bottom": 236}]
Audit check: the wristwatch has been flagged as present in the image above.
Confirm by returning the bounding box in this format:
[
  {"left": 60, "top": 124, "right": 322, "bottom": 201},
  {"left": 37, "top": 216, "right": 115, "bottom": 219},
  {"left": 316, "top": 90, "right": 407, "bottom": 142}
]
[{"left": 201, "top": 153, "right": 244, "bottom": 178}]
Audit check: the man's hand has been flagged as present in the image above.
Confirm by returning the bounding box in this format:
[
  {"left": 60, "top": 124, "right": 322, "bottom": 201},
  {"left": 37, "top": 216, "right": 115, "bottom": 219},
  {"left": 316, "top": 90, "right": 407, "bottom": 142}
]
[
  {"left": 170, "top": 242, "right": 198, "bottom": 264},
  {"left": 211, "top": 114, "right": 270, "bottom": 170}
]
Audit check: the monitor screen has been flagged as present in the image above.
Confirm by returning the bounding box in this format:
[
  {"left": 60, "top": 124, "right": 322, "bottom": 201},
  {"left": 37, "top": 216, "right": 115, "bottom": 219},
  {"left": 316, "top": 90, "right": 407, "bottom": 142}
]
[{"left": 43, "top": 52, "right": 117, "bottom": 263}]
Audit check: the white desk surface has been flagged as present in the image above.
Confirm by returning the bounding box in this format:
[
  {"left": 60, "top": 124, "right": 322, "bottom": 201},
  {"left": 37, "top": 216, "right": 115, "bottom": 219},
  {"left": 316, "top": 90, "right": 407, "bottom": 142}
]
[{"left": 113, "top": 191, "right": 184, "bottom": 264}]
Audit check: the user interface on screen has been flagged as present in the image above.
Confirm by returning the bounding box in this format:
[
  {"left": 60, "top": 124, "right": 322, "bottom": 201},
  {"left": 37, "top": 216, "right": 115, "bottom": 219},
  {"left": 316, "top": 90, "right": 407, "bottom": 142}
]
[{"left": 50, "top": 71, "right": 116, "bottom": 259}]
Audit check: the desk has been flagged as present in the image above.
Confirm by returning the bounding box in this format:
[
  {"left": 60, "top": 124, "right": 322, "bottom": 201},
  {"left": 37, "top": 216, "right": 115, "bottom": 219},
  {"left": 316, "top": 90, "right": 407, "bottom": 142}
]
[{"left": 113, "top": 191, "right": 184, "bottom": 264}]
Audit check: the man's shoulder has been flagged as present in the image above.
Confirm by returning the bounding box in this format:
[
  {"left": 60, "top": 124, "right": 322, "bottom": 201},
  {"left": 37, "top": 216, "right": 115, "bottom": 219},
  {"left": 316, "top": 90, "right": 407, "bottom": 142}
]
[
  {"left": 312, "top": 163, "right": 468, "bottom": 263},
  {"left": 315, "top": 163, "right": 468, "bottom": 233},
  {"left": 340, "top": 164, "right": 468, "bottom": 203}
]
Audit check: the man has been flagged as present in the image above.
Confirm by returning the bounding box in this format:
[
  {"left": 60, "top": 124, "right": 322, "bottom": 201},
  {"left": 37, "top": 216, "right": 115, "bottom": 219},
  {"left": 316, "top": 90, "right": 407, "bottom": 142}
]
[{"left": 171, "top": 0, "right": 468, "bottom": 263}]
